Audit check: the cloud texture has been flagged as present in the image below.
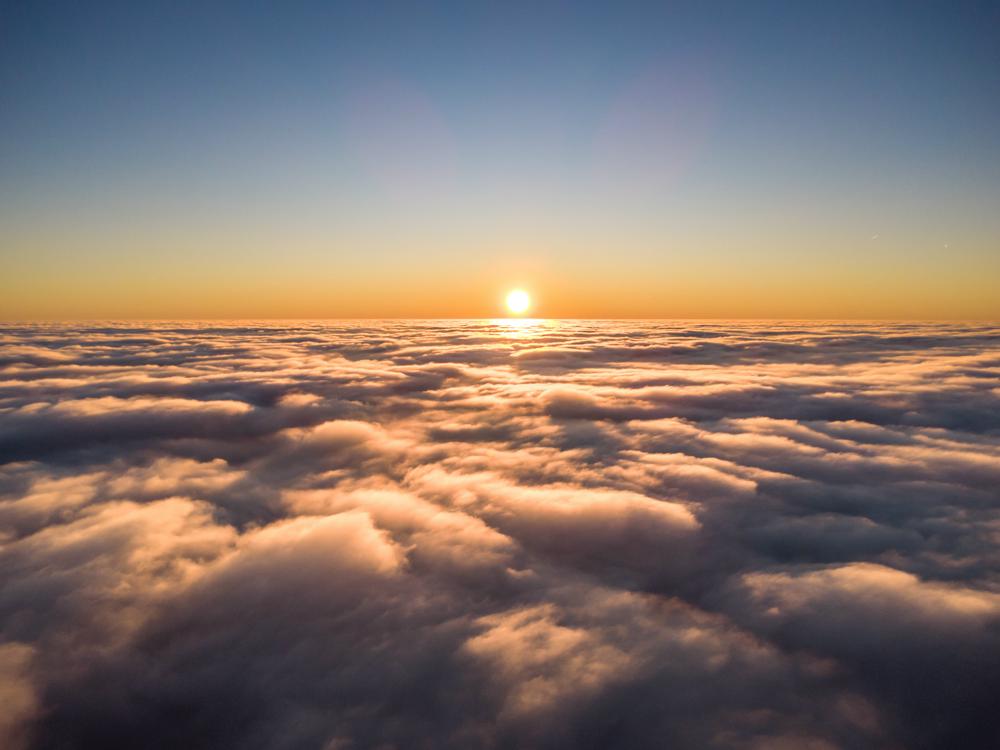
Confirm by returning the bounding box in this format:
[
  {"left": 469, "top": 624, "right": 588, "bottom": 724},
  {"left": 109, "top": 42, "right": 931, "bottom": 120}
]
[{"left": 1, "top": 320, "right": 999, "bottom": 749}]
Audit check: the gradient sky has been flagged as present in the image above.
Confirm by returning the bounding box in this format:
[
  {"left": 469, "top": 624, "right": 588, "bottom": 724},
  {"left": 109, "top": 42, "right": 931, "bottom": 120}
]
[{"left": 2, "top": 0, "right": 998, "bottom": 319}]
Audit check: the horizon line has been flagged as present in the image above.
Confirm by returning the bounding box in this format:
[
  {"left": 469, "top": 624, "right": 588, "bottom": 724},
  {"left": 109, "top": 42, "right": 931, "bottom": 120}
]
[{"left": 3, "top": 317, "right": 1000, "bottom": 324}]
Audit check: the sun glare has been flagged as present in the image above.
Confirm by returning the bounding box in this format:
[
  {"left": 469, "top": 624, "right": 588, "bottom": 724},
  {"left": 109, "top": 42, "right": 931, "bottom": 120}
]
[{"left": 506, "top": 289, "right": 531, "bottom": 315}]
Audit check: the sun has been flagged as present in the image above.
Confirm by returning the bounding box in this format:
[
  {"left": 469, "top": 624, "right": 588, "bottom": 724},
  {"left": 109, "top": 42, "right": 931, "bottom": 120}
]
[{"left": 505, "top": 289, "right": 531, "bottom": 315}]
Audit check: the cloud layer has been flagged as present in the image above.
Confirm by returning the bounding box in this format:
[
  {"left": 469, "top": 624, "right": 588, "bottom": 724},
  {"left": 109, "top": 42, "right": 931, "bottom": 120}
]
[{"left": 2, "top": 320, "right": 999, "bottom": 749}]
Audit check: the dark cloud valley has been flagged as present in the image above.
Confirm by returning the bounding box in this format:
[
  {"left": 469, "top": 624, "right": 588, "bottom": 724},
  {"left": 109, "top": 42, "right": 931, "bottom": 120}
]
[{"left": 1, "top": 320, "right": 999, "bottom": 750}]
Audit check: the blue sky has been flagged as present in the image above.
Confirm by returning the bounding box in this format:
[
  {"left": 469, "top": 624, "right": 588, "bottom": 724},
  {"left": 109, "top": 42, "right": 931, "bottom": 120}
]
[{"left": 2, "top": 1, "right": 998, "bottom": 317}]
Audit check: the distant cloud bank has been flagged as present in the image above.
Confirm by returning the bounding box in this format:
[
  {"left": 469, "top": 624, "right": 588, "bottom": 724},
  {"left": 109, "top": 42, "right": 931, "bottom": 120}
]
[{"left": 1, "top": 320, "right": 999, "bottom": 749}]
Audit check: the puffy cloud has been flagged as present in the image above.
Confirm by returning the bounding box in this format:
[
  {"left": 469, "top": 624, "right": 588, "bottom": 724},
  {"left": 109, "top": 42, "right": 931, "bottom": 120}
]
[
  {"left": 0, "top": 643, "right": 38, "bottom": 750},
  {"left": 462, "top": 603, "right": 633, "bottom": 721},
  {"left": 1, "top": 320, "right": 999, "bottom": 749}
]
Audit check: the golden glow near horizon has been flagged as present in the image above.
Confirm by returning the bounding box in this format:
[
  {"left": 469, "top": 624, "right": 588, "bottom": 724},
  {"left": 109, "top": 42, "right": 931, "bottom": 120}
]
[{"left": 505, "top": 289, "right": 531, "bottom": 316}]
